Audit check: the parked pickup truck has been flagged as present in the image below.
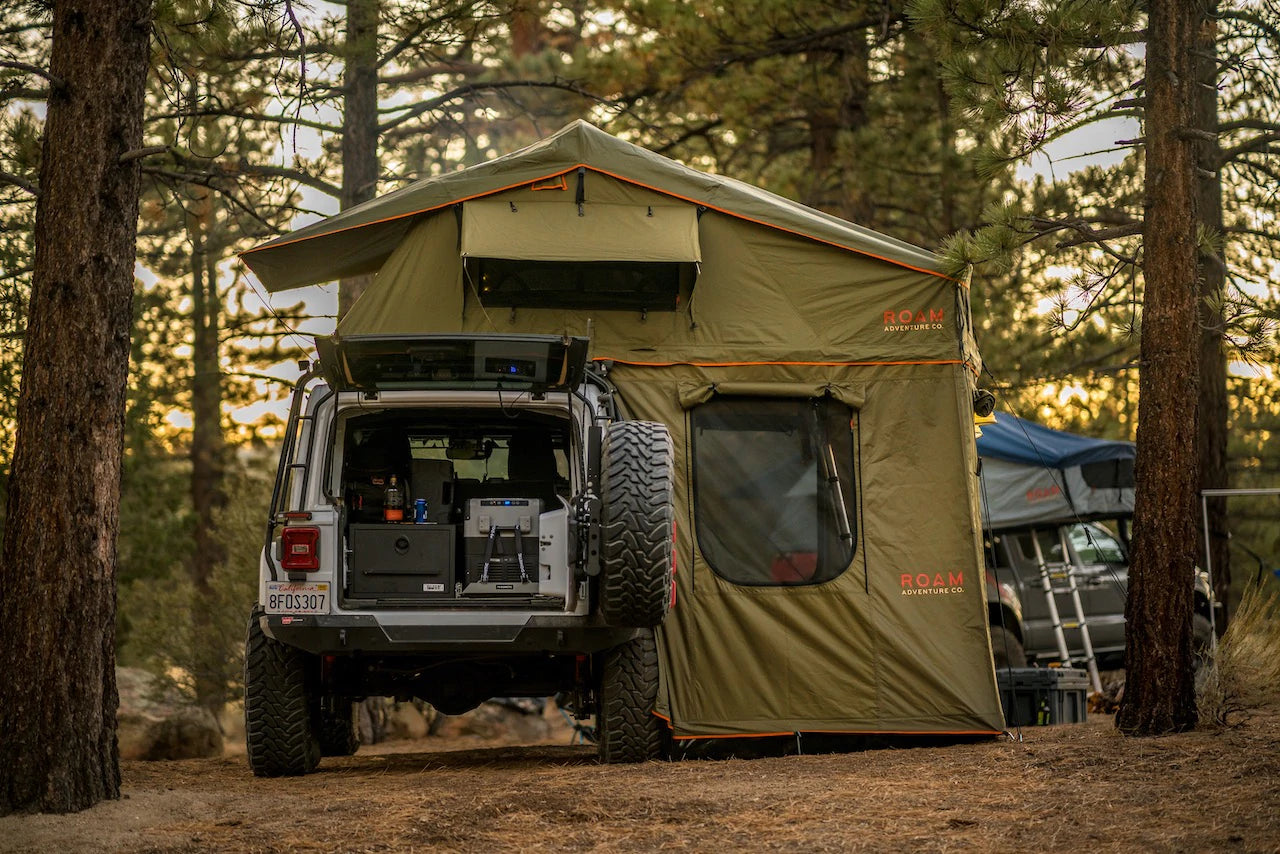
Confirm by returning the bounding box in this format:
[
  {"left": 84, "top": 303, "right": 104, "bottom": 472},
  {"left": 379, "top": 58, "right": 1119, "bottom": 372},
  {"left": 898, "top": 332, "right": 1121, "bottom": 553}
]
[{"left": 984, "top": 519, "right": 1214, "bottom": 669}]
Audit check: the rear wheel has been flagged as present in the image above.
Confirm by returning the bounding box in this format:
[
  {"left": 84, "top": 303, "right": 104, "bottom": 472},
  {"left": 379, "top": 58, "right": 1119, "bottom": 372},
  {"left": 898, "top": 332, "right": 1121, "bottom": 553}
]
[
  {"left": 314, "top": 695, "right": 360, "bottom": 757},
  {"left": 599, "top": 421, "right": 675, "bottom": 628},
  {"left": 245, "top": 611, "right": 321, "bottom": 777},
  {"left": 989, "top": 625, "right": 1027, "bottom": 669},
  {"left": 596, "top": 629, "right": 666, "bottom": 763}
]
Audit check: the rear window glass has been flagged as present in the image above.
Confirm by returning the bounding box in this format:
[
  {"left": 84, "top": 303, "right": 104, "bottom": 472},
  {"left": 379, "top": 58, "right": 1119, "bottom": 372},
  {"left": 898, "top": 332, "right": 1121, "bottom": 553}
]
[
  {"left": 1014, "top": 530, "right": 1065, "bottom": 564},
  {"left": 1067, "top": 523, "right": 1126, "bottom": 564},
  {"left": 691, "top": 397, "right": 857, "bottom": 586}
]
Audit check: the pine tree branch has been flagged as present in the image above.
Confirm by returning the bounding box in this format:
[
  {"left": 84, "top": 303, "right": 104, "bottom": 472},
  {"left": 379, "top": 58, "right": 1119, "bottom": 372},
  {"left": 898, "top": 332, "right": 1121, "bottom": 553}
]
[
  {"left": 134, "top": 145, "right": 340, "bottom": 198},
  {"left": 0, "top": 85, "right": 48, "bottom": 101},
  {"left": 206, "top": 42, "right": 340, "bottom": 63},
  {"left": 1220, "top": 132, "right": 1280, "bottom": 166},
  {"left": 145, "top": 107, "right": 340, "bottom": 134},
  {"left": 1218, "top": 119, "right": 1280, "bottom": 134},
  {"left": 119, "top": 145, "right": 171, "bottom": 163},
  {"left": 376, "top": 17, "right": 438, "bottom": 70},
  {"left": 140, "top": 167, "right": 290, "bottom": 234},
  {"left": 1217, "top": 10, "right": 1280, "bottom": 45},
  {"left": 0, "top": 60, "right": 64, "bottom": 90},
  {"left": 0, "top": 21, "right": 48, "bottom": 37},
  {"left": 1225, "top": 225, "right": 1279, "bottom": 242},
  {"left": 377, "top": 79, "right": 610, "bottom": 133},
  {"left": 1022, "top": 216, "right": 1142, "bottom": 261},
  {"left": 651, "top": 119, "right": 724, "bottom": 155},
  {"left": 0, "top": 170, "right": 38, "bottom": 196},
  {"left": 701, "top": 15, "right": 902, "bottom": 72},
  {"left": 231, "top": 163, "right": 340, "bottom": 198},
  {"left": 379, "top": 61, "right": 488, "bottom": 86}
]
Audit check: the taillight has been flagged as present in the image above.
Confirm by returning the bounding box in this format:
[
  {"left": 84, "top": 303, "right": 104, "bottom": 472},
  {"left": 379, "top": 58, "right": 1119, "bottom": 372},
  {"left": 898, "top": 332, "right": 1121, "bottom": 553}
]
[{"left": 281, "top": 526, "right": 320, "bottom": 572}]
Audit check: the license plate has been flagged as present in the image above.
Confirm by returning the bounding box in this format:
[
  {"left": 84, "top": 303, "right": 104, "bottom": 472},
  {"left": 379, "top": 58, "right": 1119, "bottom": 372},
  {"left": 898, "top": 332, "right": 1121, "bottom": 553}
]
[{"left": 265, "top": 581, "right": 330, "bottom": 615}]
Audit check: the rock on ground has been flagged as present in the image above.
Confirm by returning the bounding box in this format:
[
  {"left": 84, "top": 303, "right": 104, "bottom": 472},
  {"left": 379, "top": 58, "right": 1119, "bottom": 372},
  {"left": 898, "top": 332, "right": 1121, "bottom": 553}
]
[{"left": 116, "top": 667, "right": 223, "bottom": 761}]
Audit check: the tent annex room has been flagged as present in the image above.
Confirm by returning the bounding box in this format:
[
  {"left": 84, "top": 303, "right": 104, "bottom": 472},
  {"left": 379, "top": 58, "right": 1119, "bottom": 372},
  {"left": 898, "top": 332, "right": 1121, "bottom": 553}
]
[{"left": 243, "top": 120, "right": 1006, "bottom": 739}]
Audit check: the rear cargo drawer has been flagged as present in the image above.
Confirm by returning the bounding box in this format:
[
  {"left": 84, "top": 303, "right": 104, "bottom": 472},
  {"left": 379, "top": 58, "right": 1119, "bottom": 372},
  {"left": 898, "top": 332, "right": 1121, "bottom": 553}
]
[{"left": 348, "top": 523, "right": 455, "bottom": 598}]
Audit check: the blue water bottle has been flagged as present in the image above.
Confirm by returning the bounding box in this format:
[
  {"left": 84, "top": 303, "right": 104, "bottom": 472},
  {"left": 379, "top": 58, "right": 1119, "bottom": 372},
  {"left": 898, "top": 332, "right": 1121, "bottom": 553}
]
[{"left": 414, "top": 498, "right": 428, "bottom": 524}]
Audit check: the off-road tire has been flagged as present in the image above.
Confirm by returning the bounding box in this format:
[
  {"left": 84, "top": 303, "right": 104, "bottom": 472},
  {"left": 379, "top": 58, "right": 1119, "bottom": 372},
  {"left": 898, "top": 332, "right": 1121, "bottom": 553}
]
[
  {"left": 314, "top": 695, "right": 360, "bottom": 757},
  {"left": 599, "top": 421, "right": 675, "bottom": 628},
  {"left": 989, "top": 625, "right": 1027, "bottom": 669},
  {"left": 596, "top": 629, "right": 666, "bottom": 763},
  {"left": 245, "top": 611, "right": 321, "bottom": 776}
]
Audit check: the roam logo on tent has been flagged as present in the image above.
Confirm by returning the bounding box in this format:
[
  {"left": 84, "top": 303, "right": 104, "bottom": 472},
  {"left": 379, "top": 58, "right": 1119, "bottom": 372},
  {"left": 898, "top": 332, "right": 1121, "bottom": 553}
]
[
  {"left": 883, "top": 308, "right": 945, "bottom": 332},
  {"left": 1026, "top": 485, "right": 1062, "bottom": 503},
  {"left": 900, "top": 571, "right": 965, "bottom": 596}
]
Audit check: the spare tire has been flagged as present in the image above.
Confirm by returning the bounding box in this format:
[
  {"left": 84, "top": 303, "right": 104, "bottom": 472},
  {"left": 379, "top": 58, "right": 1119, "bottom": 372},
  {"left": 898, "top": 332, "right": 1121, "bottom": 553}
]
[{"left": 599, "top": 421, "right": 675, "bottom": 628}]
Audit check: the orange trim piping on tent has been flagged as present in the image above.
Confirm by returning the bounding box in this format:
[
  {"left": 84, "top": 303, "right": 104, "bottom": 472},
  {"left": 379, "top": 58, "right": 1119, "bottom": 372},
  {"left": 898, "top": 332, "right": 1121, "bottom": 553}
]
[
  {"left": 531, "top": 175, "right": 569, "bottom": 191},
  {"left": 598, "top": 357, "right": 982, "bottom": 378},
  {"left": 594, "top": 357, "right": 966, "bottom": 369},
  {"left": 650, "top": 711, "right": 1000, "bottom": 740},
  {"left": 237, "top": 166, "right": 584, "bottom": 257},
  {"left": 582, "top": 163, "right": 962, "bottom": 285},
  {"left": 238, "top": 163, "right": 961, "bottom": 286},
  {"left": 667, "top": 728, "right": 1002, "bottom": 741}
]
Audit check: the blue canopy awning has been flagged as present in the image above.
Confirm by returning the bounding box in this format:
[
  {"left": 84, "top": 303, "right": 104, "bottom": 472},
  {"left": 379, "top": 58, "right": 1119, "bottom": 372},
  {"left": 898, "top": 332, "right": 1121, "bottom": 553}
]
[{"left": 977, "top": 413, "right": 1134, "bottom": 468}]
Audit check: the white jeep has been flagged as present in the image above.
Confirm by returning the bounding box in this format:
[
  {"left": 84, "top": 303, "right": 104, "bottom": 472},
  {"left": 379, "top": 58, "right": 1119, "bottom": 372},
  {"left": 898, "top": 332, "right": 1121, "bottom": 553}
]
[{"left": 245, "top": 334, "right": 674, "bottom": 775}]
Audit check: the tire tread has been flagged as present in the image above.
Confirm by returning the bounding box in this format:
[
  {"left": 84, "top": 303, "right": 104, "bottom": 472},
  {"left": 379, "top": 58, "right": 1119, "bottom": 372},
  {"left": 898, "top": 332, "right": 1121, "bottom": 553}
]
[
  {"left": 599, "top": 421, "right": 674, "bottom": 628},
  {"left": 244, "top": 612, "right": 321, "bottom": 776},
  {"left": 597, "top": 630, "right": 665, "bottom": 763}
]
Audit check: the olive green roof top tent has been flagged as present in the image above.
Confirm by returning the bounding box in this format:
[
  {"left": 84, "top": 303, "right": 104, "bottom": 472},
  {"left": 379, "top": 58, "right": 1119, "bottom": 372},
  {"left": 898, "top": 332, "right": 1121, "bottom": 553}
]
[{"left": 243, "top": 120, "right": 1005, "bottom": 738}]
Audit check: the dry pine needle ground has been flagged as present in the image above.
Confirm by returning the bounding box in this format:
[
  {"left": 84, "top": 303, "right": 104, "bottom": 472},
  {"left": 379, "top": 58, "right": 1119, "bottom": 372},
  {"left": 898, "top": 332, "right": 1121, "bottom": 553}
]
[{"left": 3, "top": 705, "right": 1279, "bottom": 853}]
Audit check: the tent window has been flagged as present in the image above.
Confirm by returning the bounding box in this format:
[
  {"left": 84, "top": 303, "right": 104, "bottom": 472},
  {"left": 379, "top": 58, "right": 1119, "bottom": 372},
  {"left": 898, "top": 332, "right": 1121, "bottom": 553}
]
[
  {"left": 1080, "top": 459, "right": 1135, "bottom": 489},
  {"left": 469, "top": 258, "right": 683, "bottom": 312},
  {"left": 691, "top": 397, "right": 857, "bottom": 586}
]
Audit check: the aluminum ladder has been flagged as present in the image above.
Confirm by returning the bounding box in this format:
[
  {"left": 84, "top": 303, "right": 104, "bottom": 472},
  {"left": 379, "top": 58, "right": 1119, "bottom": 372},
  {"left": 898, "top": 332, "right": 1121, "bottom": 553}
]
[{"left": 1028, "top": 530, "right": 1104, "bottom": 694}]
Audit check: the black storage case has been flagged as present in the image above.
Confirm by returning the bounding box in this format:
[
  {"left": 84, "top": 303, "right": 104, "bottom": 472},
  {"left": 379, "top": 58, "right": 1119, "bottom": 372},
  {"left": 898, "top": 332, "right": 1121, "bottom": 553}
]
[
  {"left": 347, "top": 523, "right": 455, "bottom": 599},
  {"left": 996, "top": 667, "right": 1089, "bottom": 727}
]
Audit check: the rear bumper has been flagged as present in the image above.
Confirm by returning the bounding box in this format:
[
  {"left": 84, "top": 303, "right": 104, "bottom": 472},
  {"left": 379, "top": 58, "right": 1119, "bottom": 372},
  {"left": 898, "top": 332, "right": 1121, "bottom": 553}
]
[{"left": 261, "top": 612, "right": 637, "bottom": 655}]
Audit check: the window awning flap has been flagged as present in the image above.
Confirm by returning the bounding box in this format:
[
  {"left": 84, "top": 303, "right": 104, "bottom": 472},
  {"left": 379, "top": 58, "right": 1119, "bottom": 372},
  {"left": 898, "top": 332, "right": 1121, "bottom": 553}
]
[
  {"left": 461, "top": 200, "right": 701, "bottom": 263},
  {"left": 678, "top": 381, "right": 866, "bottom": 409}
]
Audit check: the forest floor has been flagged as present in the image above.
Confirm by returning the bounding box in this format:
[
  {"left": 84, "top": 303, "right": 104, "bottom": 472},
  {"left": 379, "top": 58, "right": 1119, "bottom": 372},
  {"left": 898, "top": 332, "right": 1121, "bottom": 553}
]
[{"left": 3, "top": 704, "right": 1279, "bottom": 853}]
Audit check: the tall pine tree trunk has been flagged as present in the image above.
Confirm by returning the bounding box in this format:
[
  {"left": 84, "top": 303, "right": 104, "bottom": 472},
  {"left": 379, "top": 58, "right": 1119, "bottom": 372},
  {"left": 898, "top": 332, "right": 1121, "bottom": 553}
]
[
  {"left": 1117, "top": 0, "right": 1203, "bottom": 736},
  {"left": 804, "top": 28, "right": 871, "bottom": 223},
  {"left": 189, "top": 187, "right": 226, "bottom": 713},
  {"left": 338, "top": 0, "right": 381, "bottom": 317},
  {"left": 1194, "top": 1, "right": 1230, "bottom": 628},
  {"left": 0, "top": 0, "right": 152, "bottom": 814}
]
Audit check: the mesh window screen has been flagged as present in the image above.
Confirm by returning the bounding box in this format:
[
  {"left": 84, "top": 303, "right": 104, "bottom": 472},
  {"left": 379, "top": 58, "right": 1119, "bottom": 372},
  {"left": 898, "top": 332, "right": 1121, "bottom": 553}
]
[{"left": 691, "top": 397, "right": 857, "bottom": 586}]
